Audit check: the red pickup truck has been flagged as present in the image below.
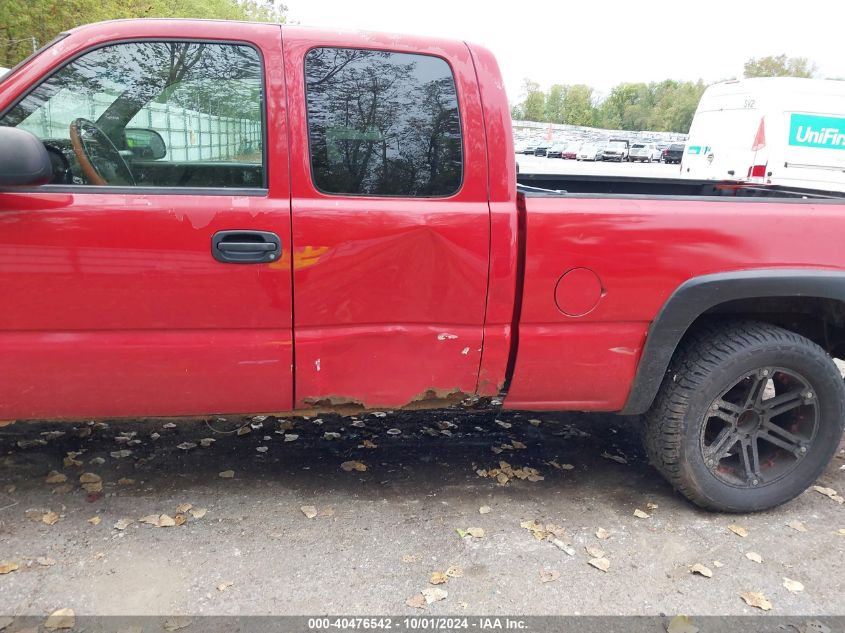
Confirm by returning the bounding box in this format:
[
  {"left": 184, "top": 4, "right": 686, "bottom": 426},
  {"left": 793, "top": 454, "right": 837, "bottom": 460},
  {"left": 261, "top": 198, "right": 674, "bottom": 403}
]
[{"left": 2, "top": 19, "right": 844, "bottom": 512}]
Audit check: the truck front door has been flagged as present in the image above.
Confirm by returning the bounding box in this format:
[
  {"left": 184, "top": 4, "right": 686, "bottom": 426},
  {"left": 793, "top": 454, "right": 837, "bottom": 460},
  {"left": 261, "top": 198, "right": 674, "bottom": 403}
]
[{"left": 0, "top": 22, "right": 293, "bottom": 419}]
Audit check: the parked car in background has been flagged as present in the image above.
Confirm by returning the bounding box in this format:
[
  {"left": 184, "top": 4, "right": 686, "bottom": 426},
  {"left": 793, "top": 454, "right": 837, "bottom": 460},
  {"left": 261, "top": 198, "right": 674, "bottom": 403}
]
[
  {"left": 602, "top": 139, "right": 629, "bottom": 162},
  {"left": 577, "top": 144, "right": 603, "bottom": 161},
  {"left": 534, "top": 142, "right": 552, "bottom": 157},
  {"left": 546, "top": 143, "right": 567, "bottom": 158},
  {"left": 562, "top": 143, "right": 580, "bottom": 160},
  {"left": 664, "top": 143, "right": 685, "bottom": 164},
  {"left": 629, "top": 142, "right": 661, "bottom": 163},
  {"left": 520, "top": 143, "right": 538, "bottom": 155}
]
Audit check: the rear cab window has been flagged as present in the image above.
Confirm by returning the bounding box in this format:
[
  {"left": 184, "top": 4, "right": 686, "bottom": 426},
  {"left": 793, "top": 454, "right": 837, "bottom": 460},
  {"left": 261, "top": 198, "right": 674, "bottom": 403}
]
[{"left": 303, "top": 47, "right": 463, "bottom": 198}]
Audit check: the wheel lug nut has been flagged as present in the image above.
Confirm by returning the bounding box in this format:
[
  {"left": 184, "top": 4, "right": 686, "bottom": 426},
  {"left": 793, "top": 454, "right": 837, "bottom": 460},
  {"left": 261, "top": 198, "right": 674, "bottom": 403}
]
[
  {"left": 761, "top": 370, "right": 769, "bottom": 377},
  {"left": 752, "top": 479, "right": 759, "bottom": 486},
  {"left": 800, "top": 446, "right": 807, "bottom": 454}
]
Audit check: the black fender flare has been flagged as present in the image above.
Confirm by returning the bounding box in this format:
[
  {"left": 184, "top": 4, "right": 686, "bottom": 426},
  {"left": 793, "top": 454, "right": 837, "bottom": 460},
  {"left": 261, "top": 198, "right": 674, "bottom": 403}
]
[{"left": 620, "top": 269, "right": 845, "bottom": 415}]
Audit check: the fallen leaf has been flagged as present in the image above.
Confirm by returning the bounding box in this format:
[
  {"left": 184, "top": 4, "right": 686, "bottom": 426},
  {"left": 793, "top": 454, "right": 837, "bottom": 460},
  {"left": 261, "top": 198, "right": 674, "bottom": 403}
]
[
  {"left": 139, "top": 515, "right": 160, "bottom": 526},
  {"left": 511, "top": 440, "right": 527, "bottom": 450},
  {"left": 110, "top": 450, "right": 132, "bottom": 459},
  {"left": 666, "top": 615, "right": 699, "bottom": 633},
  {"left": 82, "top": 481, "right": 103, "bottom": 493},
  {"left": 300, "top": 505, "right": 317, "bottom": 519},
  {"left": 429, "top": 571, "right": 448, "bottom": 585},
  {"left": 787, "top": 520, "right": 808, "bottom": 533},
  {"left": 79, "top": 472, "right": 101, "bottom": 484},
  {"left": 783, "top": 577, "right": 804, "bottom": 594},
  {"left": 255, "top": 446, "right": 268, "bottom": 453},
  {"left": 37, "top": 557, "right": 56, "bottom": 567},
  {"left": 117, "top": 478, "right": 135, "bottom": 486},
  {"left": 174, "top": 514, "right": 187, "bottom": 526},
  {"left": 217, "top": 581, "right": 233, "bottom": 592},
  {"left": 740, "top": 591, "right": 772, "bottom": 611},
  {"left": 728, "top": 524, "right": 749, "bottom": 538},
  {"left": 633, "top": 509, "right": 651, "bottom": 519},
  {"left": 539, "top": 569, "right": 560, "bottom": 583},
  {"left": 163, "top": 617, "right": 192, "bottom": 631},
  {"left": 88, "top": 516, "right": 101, "bottom": 526},
  {"left": 323, "top": 432, "right": 341, "bottom": 440},
  {"left": 445, "top": 566, "right": 463, "bottom": 578},
  {"left": 190, "top": 508, "right": 207, "bottom": 519},
  {"left": 45, "top": 471, "right": 67, "bottom": 484},
  {"left": 479, "top": 505, "right": 492, "bottom": 514},
  {"left": 551, "top": 539, "right": 575, "bottom": 556},
  {"left": 589, "top": 557, "right": 610, "bottom": 572},
  {"left": 529, "top": 419, "right": 542, "bottom": 426},
  {"left": 595, "top": 527, "right": 610, "bottom": 540},
  {"left": 284, "top": 434, "right": 299, "bottom": 442},
  {"left": 175, "top": 503, "right": 192, "bottom": 514},
  {"left": 44, "top": 608, "right": 75, "bottom": 630},
  {"left": 405, "top": 593, "right": 426, "bottom": 609},
  {"left": 690, "top": 563, "right": 713, "bottom": 578},
  {"left": 746, "top": 552, "right": 763, "bottom": 564},
  {"left": 495, "top": 420, "right": 512, "bottom": 429},
  {"left": 713, "top": 561, "right": 724, "bottom": 568},
  {"left": 218, "top": 470, "right": 235, "bottom": 479},
  {"left": 812, "top": 486, "right": 844, "bottom": 504},
  {"left": 0, "top": 562, "right": 19, "bottom": 574},
  {"left": 601, "top": 451, "right": 627, "bottom": 465},
  {"left": 42, "top": 511, "right": 60, "bottom": 525},
  {"left": 162, "top": 422, "right": 177, "bottom": 429},
  {"left": 360, "top": 439, "right": 378, "bottom": 449},
  {"left": 646, "top": 502, "right": 659, "bottom": 510},
  {"left": 402, "top": 554, "right": 421, "bottom": 563},
  {"left": 113, "top": 518, "right": 133, "bottom": 531},
  {"left": 837, "top": 529, "right": 845, "bottom": 536},
  {"left": 157, "top": 514, "right": 176, "bottom": 528},
  {"left": 586, "top": 545, "right": 606, "bottom": 558},
  {"left": 421, "top": 587, "right": 447, "bottom": 604},
  {"left": 340, "top": 461, "right": 367, "bottom": 472},
  {"left": 236, "top": 426, "right": 251, "bottom": 436},
  {"left": 465, "top": 527, "right": 485, "bottom": 538},
  {"left": 199, "top": 438, "right": 216, "bottom": 448}
]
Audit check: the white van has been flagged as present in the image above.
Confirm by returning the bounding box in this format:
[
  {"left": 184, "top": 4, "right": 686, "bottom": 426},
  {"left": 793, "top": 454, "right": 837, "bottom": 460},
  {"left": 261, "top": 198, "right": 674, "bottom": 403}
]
[{"left": 682, "top": 78, "right": 845, "bottom": 192}]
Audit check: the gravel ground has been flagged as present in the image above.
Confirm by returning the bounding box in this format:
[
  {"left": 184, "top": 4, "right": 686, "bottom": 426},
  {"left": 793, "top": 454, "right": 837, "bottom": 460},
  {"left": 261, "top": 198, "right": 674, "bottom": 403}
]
[{"left": 0, "top": 409, "right": 843, "bottom": 618}]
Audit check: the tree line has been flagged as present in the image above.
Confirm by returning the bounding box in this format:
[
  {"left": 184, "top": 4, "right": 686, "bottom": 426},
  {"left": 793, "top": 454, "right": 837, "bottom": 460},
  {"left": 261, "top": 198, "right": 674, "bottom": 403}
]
[
  {"left": 0, "top": 0, "right": 287, "bottom": 69},
  {"left": 511, "top": 55, "right": 821, "bottom": 133}
]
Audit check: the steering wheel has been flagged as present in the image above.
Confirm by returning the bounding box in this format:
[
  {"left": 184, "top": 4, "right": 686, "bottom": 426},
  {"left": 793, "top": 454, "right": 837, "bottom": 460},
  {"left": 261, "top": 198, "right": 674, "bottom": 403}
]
[{"left": 69, "top": 118, "right": 135, "bottom": 186}]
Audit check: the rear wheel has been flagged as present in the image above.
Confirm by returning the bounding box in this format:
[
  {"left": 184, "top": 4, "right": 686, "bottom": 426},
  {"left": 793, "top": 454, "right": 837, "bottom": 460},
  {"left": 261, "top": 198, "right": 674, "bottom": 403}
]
[{"left": 644, "top": 321, "right": 845, "bottom": 512}]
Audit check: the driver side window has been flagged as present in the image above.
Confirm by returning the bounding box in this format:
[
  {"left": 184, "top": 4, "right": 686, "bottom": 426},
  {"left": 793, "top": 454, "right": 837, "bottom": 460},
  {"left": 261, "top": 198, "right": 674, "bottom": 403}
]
[{"left": 0, "top": 41, "right": 266, "bottom": 190}]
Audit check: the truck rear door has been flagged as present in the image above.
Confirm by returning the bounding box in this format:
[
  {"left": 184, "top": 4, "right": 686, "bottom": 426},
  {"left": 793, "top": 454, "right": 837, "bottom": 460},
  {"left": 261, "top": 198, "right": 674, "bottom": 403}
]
[
  {"left": 282, "top": 27, "right": 491, "bottom": 409},
  {"left": 0, "top": 21, "right": 293, "bottom": 419}
]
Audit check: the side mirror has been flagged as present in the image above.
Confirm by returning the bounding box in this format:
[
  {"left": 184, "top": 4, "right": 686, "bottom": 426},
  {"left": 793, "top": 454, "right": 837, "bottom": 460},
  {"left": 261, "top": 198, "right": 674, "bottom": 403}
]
[
  {"left": 0, "top": 127, "right": 53, "bottom": 186},
  {"left": 125, "top": 128, "right": 166, "bottom": 160}
]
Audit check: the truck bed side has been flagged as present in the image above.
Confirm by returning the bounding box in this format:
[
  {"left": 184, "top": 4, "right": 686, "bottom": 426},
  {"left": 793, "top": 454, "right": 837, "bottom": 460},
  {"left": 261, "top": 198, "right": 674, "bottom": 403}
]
[{"left": 504, "top": 193, "right": 845, "bottom": 411}]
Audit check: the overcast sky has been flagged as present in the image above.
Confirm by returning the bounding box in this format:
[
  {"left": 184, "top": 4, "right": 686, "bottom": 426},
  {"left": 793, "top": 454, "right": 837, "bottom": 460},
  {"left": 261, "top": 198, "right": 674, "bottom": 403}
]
[{"left": 285, "top": 0, "right": 845, "bottom": 101}]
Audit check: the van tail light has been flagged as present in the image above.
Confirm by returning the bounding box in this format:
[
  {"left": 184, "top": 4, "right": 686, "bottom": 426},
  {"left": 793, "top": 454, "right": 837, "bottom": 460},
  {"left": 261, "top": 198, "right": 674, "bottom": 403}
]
[
  {"left": 751, "top": 117, "right": 766, "bottom": 151},
  {"left": 747, "top": 164, "right": 767, "bottom": 178}
]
